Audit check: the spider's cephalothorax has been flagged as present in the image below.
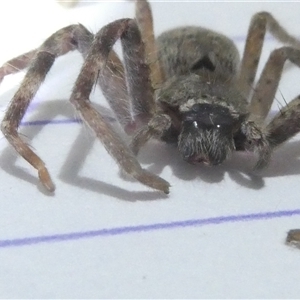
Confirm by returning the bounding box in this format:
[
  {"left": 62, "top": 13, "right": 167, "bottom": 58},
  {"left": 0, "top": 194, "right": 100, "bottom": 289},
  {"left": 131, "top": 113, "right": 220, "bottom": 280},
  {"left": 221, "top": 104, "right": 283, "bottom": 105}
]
[{"left": 1, "top": 1, "right": 300, "bottom": 195}]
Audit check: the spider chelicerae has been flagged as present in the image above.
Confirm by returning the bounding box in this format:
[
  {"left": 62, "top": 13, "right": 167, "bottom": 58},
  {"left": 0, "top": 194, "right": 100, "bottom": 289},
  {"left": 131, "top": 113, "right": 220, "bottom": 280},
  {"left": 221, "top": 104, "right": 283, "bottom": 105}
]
[{"left": 1, "top": 0, "right": 300, "bottom": 195}]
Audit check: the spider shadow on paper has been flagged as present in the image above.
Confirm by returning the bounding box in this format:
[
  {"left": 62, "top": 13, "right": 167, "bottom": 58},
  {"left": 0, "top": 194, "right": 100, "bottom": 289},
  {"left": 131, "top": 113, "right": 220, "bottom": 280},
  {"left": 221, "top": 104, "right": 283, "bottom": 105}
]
[
  {"left": 0, "top": 97, "right": 168, "bottom": 201},
  {"left": 1, "top": 96, "right": 300, "bottom": 200},
  {"left": 136, "top": 135, "right": 300, "bottom": 191}
]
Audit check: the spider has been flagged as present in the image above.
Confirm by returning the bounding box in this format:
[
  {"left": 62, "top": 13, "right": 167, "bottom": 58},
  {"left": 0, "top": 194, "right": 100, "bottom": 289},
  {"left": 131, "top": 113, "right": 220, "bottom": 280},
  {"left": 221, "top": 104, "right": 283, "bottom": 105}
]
[{"left": 1, "top": 0, "right": 300, "bottom": 194}]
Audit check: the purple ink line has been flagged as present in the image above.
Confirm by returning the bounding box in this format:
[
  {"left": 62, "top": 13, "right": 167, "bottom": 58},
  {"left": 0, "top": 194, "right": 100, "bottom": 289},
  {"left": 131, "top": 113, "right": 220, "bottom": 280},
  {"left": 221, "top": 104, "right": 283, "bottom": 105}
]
[{"left": 0, "top": 209, "right": 299, "bottom": 248}]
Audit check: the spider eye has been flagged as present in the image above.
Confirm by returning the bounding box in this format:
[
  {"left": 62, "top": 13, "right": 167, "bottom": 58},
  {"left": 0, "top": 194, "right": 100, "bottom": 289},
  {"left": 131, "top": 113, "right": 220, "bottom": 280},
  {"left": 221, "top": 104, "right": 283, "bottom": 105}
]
[{"left": 182, "top": 103, "right": 234, "bottom": 133}]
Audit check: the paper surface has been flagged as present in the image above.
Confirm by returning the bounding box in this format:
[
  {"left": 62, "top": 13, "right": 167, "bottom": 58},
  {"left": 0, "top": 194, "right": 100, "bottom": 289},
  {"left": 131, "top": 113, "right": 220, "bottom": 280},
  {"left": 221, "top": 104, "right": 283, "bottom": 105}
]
[{"left": 0, "top": 1, "right": 300, "bottom": 298}]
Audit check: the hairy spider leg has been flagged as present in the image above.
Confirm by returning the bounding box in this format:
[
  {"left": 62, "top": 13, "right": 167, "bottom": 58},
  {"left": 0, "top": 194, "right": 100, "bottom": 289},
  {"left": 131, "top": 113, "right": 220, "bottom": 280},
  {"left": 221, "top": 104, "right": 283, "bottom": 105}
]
[
  {"left": 238, "top": 12, "right": 300, "bottom": 121},
  {"left": 70, "top": 18, "right": 170, "bottom": 193},
  {"left": 1, "top": 24, "right": 94, "bottom": 191}
]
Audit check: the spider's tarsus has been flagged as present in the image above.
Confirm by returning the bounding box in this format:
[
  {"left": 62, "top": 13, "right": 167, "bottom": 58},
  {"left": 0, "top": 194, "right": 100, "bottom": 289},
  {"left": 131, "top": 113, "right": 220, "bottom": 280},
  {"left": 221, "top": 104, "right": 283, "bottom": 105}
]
[
  {"left": 136, "top": 169, "right": 170, "bottom": 194},
  {"left": 38, "top": 168, "right": 55, "bottom": 192}
]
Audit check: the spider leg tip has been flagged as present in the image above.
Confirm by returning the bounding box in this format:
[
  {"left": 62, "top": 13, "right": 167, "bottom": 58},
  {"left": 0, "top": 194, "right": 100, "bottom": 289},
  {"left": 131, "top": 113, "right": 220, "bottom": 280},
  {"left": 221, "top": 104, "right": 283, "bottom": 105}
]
[
  {"left": 162, "top": 182, "right": 171, "bottom": 194},
  {"left": 38, "top": 168, "right": 55, "bottom": 192}
]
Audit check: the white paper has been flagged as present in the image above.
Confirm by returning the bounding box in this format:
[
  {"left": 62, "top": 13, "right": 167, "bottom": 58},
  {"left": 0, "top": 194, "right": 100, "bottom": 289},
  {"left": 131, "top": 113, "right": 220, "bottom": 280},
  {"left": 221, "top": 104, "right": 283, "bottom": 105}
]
[{"left": 0, "top": 1, "right": 300, "bottom": 298}]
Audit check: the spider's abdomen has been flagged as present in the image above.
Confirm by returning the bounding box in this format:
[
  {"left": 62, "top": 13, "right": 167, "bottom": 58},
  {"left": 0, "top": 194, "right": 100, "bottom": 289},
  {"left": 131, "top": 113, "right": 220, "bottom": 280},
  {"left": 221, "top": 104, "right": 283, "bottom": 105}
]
[{"left": 156, "top": 26, "right": 240, "bottom": 80}]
